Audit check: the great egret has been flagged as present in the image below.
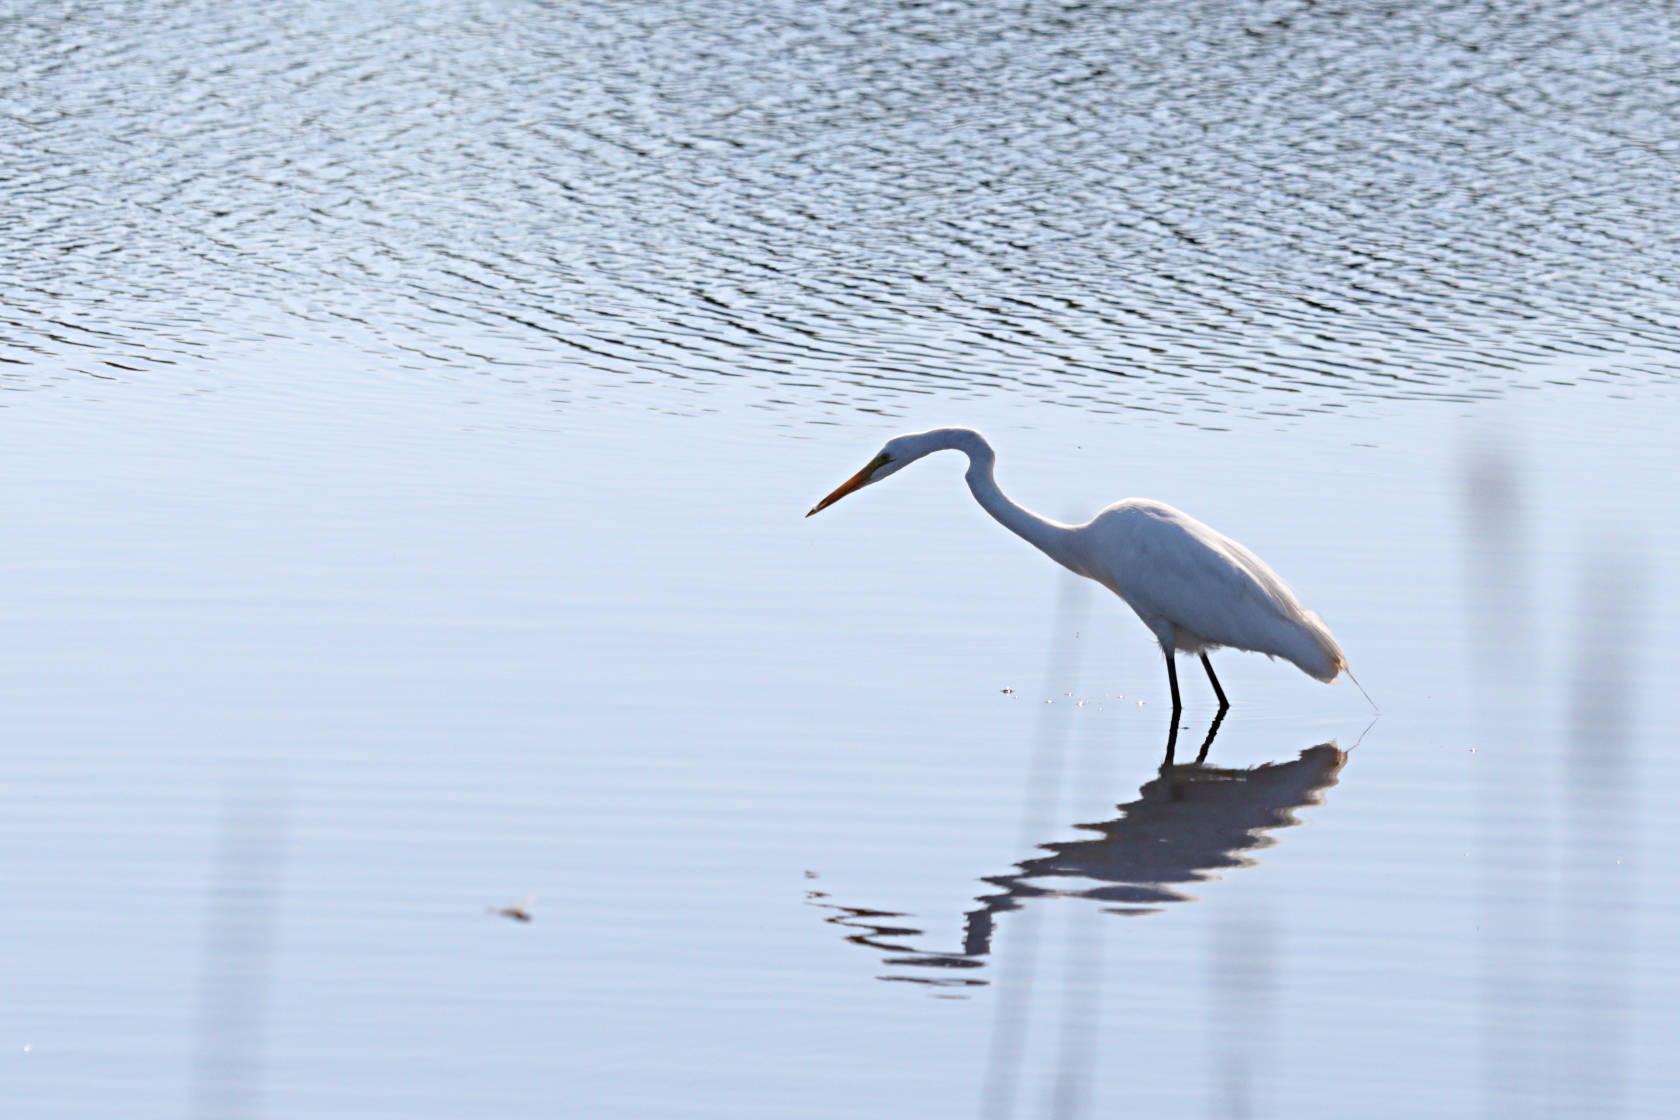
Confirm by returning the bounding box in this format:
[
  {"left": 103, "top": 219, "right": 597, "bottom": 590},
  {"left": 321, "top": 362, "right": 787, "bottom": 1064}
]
[{"left": 807, "top": 427, "right": 1349, "bottom": 715}]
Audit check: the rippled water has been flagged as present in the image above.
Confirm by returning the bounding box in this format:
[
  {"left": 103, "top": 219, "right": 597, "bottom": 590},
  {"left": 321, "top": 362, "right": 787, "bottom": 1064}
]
[
  {"left": 7, "top": 0, "right": 1680, "bottom": 415},
  {"left": 4, "top": 2, "right": 1679, "bottom": 1117}
]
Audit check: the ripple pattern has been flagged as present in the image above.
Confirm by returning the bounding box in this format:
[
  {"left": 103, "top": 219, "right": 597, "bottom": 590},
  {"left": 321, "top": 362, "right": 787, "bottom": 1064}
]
[{"left": 3, "top": 0, "right": 1679, "bottom": 416}]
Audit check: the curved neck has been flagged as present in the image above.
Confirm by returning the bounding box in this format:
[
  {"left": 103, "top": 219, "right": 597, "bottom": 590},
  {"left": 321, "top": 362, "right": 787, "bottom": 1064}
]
[{"left": 930, "top": 430, "right": 1083, "bottom": 573}]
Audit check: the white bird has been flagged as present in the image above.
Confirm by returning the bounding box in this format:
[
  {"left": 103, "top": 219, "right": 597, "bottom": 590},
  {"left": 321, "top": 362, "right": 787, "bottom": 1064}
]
[{"left": 807, "top": 428, "right": 1349, "bottom": 716}]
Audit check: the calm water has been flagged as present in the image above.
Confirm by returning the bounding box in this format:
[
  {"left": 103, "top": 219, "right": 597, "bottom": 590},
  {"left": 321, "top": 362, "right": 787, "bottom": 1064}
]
[{"left": 3, "top": 2, "right": 1678, "bottom": 1117}]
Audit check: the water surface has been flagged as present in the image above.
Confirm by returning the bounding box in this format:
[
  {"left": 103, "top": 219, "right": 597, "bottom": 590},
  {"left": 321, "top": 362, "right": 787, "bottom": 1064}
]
[{"left": 3, "top": 2, "right": 1679, "bottom": 1117}]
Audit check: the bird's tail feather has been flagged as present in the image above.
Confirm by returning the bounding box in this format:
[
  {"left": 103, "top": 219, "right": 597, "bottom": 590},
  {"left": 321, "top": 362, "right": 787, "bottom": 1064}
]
[{"left": 1290, "top": 609, "right": 1346, "bottom": 683}]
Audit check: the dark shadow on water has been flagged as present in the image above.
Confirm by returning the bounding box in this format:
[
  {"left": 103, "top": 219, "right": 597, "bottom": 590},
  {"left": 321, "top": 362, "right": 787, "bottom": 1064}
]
[{"left": 808, "top": 728, "right": 1347, "bottom": 989}]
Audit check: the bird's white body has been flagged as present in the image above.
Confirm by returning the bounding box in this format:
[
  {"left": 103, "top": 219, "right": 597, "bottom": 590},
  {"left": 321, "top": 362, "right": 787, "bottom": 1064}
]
[
  {"left": 1058, "top": 499, "right": 1343, "bottom": 681},
  {"left": 808, "top": 427, "right": 1345, "bottom": 702}
]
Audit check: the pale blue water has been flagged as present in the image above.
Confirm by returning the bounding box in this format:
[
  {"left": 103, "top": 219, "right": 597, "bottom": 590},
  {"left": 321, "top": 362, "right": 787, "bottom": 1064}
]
[{"left": 3, "top": 2, "right": 1679, "bottom": 1117}]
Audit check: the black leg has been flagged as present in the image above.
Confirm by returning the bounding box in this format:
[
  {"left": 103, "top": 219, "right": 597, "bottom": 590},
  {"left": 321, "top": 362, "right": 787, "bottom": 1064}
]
[
  {"left": 1162, "top": 653, "right": 1186, "bottom": 769},
  {"left": 1193, "top": 705, "right": 1228, "bottom": 765},
  {"left": 1200, "top": 652, "right": 1230, "bottom": 711}
]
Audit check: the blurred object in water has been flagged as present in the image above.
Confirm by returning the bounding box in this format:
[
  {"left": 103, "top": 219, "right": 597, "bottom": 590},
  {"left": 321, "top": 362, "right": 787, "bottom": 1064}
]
[
  {"left": 1461, "top": 441, "right": 1536, "bottom": 691},
  {"left": 1558, "top": 547, "right": 1646, "bottom": 1116},
  {"left": 1460, "top": 437, "right": 1549, "bottom": 1120},
  {"left": 981, "top": 574, "right": 1089, "bottom": 1120},
  {"left": 1048, "top": 895, "right": 1100, "bottom": 1120},
  {"left": 1209, "top": 908, "right": 1277, "bottom": 1120},
  {"left": 191, "top": 791, "right": 288, "bottom": 1120}
]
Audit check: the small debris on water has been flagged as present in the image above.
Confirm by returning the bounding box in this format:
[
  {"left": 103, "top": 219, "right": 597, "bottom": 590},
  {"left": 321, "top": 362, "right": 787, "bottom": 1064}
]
[{"left": 489, "top": 896, "right": 534, "bottom": 922}]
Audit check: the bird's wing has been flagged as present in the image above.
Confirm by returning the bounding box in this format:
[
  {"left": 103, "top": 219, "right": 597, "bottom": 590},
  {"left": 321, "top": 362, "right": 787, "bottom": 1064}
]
[{"left": 1084, "top": 501, "right": 1341, "bottom": 677}]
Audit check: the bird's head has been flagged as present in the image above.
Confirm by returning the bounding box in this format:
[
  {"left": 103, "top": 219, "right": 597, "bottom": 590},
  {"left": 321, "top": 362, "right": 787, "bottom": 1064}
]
[{"left": 805, "top": 435, "right": 922, "bottom": 517}]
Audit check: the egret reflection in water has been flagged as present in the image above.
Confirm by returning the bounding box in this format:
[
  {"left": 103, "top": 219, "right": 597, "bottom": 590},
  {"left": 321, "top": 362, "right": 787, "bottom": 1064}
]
[{"left": 812, "top": 735, "right": 1348, "bottom": 987}]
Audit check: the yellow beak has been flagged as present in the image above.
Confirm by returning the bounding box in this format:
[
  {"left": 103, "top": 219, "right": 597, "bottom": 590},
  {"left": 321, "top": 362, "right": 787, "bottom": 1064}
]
[{"left": 807, "top": 456, "right": 884, "bottom": 517}]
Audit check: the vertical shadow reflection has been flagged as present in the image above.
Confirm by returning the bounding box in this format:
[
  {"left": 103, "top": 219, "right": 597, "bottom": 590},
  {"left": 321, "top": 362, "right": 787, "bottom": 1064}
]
[{"left": 811, "top": 734, "right": 1347, "bottom": 988}]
